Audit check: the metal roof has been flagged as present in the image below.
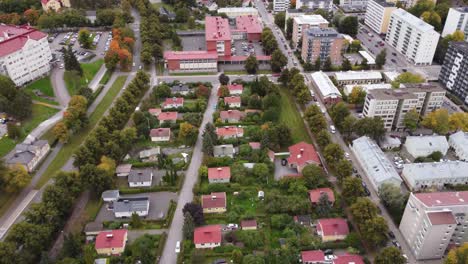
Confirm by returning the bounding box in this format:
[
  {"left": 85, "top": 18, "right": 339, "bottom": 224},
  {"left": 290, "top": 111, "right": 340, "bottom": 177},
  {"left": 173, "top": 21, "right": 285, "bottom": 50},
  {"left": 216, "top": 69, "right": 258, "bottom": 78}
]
[{"left": 114, "top": 197, "right": 149, "bottom": 213}]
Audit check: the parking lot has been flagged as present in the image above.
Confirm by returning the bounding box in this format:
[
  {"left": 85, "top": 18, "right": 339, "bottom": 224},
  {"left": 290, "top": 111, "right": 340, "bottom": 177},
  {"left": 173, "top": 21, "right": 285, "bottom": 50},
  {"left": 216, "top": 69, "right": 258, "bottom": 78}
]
[
  {"left": 95, "top": 192, "right": 178, "bottom": 223},
  {"left": 231, "top": 40, "right": 265, "bottom": 57}
]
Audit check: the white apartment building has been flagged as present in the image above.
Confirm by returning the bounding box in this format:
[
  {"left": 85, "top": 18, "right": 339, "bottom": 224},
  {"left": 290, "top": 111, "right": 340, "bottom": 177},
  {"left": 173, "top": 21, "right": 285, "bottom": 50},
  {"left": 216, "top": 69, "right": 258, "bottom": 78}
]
[
  {"left": 363, "top": 84, "right": 445, "bottom": 131},
  {"left": 217, "top": 7, "right": 258, "bottom": 18},
  {"left": 442, "top": 7, "right": 468, "bottom": 41},
  {"left": 273, "top": 0, "right": 291, "bottom": 13},
  {"left": 296, "top": 0, "right": 333, "bottom": 10},
  {"left": 449, "top": 131, "right": 468, "bottom": 161},
  {"left": 385, "top": 9, "right": 440, "bottom": 65},
  {"left": 399, "top": 191, "right": 468, "bottom": 260},
  {"left": 292, "top": 15, "right": 329, "bottom": 49},
  {"left": 405, "top": 135, "right": 449, "bottom": 158},
  {"left": 401, "top": 161, "right": 468, "bottom": 191},
  {"left": 334, "top": 71, "right": 383, "bottom": 85},
  {"left": 340, "top": 0, "right": 368, "bottom": 8},
  {"left": 0, "top": 25, "right": 52, "bottom": 86},
  {"left": 364, "top": 0, "right": 397, "bottom": 34},
  {"left": 343, "top": 83, "right": 392, "bottom": 95},
  {"left": 405, "top": 0, "right": 436, "bottom": 8}
]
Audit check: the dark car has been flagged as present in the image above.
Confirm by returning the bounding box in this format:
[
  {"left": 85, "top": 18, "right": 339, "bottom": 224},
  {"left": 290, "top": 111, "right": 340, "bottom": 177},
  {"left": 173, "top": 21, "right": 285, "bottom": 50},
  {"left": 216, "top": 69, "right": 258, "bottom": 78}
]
[
  {"left": 363, "top": 187, "right": 371, "bottom": 196},
  {"left": 388, "top": 231, "right": 395, "bottom": 239},
  {"left": 353, "top": 168, "right": 357, "bottom": 173},
  {"left": 355, "top": 174, "right": 361, "bottom": 178},
  {"left": 281, "top": 159, "right": 287, "bottom": 166},
  {"left": 392, "top": 52, "right": 397, "bottom": 56},
  {"left": 284, "top": 44, "right": 287, "bottom": 49},
  {"left": 392, "top": 240, "right": 401, "bottom": 249},
  {"left": 391, "top": 59, "right": 396, "bottom": 63}
]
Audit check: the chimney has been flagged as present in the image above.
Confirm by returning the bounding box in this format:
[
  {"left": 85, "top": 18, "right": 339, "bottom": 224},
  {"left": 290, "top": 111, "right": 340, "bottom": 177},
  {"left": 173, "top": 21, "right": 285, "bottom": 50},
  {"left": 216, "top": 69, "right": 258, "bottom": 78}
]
[
  {"left": 212, "top": 195, "right": 217, "bottom": 200},
  {"left": 228, "top": 110, "right": 232, "bottom": 113},
  {"left": 106, "top": 234, "right": 113, "bottom": 238},
  {"left": 217, "top": 168, "right": 222, "bottom": 171},
  {"left": 300, "top": 148, "right": 304, "bottom": 154}
]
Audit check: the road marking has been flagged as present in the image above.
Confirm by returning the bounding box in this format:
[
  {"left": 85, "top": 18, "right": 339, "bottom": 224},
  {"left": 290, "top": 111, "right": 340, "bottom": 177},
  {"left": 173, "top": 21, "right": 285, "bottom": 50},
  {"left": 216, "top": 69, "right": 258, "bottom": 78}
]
[{"left": 0, "top": 190, "right": 38, "bottom": 240}]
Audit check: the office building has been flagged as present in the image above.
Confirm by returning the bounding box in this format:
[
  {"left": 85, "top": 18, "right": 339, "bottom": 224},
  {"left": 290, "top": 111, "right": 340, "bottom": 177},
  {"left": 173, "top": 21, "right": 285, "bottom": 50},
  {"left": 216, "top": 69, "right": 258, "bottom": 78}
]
[
  {"left": 217, "top": 7, "right": 258, "bottom": 18},
  {"left": 296, "top": 0, "right": 333, "bottom": 10},
  {"left": 351, "top": 136, "right": 402, "bottom": 191},
  {"left": 292, "top": 15, "right": 329, "bottom": 49},
  {"left": 399, "top": 191, "right": 468, "bottom": 260},
  {"left": 439, "top": 42, "right": 468, "bottom": 104},
  {"left": 310, "top": 71, "right": 342, "bottom": 104},
  {"left": 442, "top": 7, "right": 468, "bottom": 40},
  {"left": 401, "top": 161, "right": 468, "bottom": 191},
  {"left": 343, "top": 83, "right": 392, "bottom": 95},
  {"left": 273, "top": 0, "right": 291, "bottom": 13},
  {"left": 340, "top": 0, "right": 368, "bottom": 8},
  {"left": 0, "top": 25, "right": 52, "bottom": 86},
  {"left": 301, "top": 28, "right": 344, "bottom": 65},
  {"left": 334, "top": 71, "right": 383, "bottom": 86},
  {"left": 385, "top": 9, "right": 440, "bottom": 65},
  {"left": 449, "top": 131, "right": 468, "bottom": 161},
  {"left": 363, "top": 84, "right": 445, "bottom": 131},
  {"left": 364, "top": 0, "right": 397, "bottom": 34}
]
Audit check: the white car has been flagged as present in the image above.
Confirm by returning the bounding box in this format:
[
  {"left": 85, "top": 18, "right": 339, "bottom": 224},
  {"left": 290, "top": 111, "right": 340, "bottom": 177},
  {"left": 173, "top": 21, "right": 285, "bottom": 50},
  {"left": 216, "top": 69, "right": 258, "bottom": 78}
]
[
  {"left": 226, "top": 223, "right": 239, "bottom": 230},
  {"left": 175, "top": 241, "right": 180, "bottom": 253},
  {"left": 330, "top": 125, "right": 336, "bottom": 134},
  {"left": 345, "top": 152, "right": 350, "bottom": 158}
]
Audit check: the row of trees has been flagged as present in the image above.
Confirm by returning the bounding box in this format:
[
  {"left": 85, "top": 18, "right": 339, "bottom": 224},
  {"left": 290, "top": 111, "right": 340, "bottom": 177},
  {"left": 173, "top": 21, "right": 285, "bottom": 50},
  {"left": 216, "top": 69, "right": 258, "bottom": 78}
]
[
  {"left": 53, "top": 95, "right": 89, "bottom": 143},
  {"left": 0, "top": 8, "right": 40, "bottom": 25},
  {"left": 0, "top": 76, "right": 32, "bottom": 120},
  {"left": 104, "top": 27, "right": 135, "bottom": 71},
  {"left": 133, "top": 0, "right": 164, "bottom": 65},
  {"left": 421, "top": 109, "right": 468, "bottom": 134},
  {"left": 260, "top": 28, "right": 288, "bottom": 73},
  {"left": 278, "top": 67, "right": 311, "bottom": 105}
]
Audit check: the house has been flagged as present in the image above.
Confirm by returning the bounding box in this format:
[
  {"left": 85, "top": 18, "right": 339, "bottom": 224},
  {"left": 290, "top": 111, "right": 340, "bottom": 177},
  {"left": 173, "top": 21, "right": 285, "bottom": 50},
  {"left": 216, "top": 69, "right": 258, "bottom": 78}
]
[
  {"left": 158, "top": 112, "right": 178, "bottom": 123},
  {"left": 95, "top": 229, "right": 128, "bottom": 256},
  {"left": 41, "top": 0, "right": 70, "bottom": 12},
  {"left": 333, "top": 254, "right": 364, "bottom": 264},
  {"left": 194, "top": 225, "right": 222, "bottom": 249},
  {"left": 208, "top": 167, "right": 231, "bottom": 183},
  {"left": 224, "top": 96, "right": 241, "bottom": 108},
  {"left": 116, "top": 164, "right": 132, "bottom": 177},
  {"left": 150, "top": 128, "right": 171, "bottom": 142},
  {"left": 94, "top": 259, "right": 108, "bottom": 264},
  {"left": 294, "top": 215, "right": 312, "bottom": 226},
  {"left": 404, "top": 135, "right": 449, "bottom": 158},
  {"left": 170, "top": 83, "right": 191, "bottom": 95},
  {"left": 114, "top": 197, "right": 150, "bottom": 218},
  {"left": 84, "top": 221, "right": 103, "bottom": 237},
  {"left": 249, "top": 142, "right": 261, "bottom": 150},
  {"left": 309, "top": 188, "right": 335, "bottom": 205},
  {"left": 162, "top": 97, "right": 184, "bottom": 109},
  {"left": 316, "top": 218, "right": 349, "bottom": 242},
  {"left": 241, "top": 219, "right": 257, "bottom": 230},
  {"left": 449, "top": 131, "right": 468, "bottom": 161},
  {"left": 6, "top": 139, "right": 50, "bottom": 172},
  {"left": 380, "top": 135, "right": 402, "bottom": 150},
  {"left": 301, "top": 250, "right": 325, "bottom": 264},
  {"left": 220, "top": 110, "right": 245, "bottom": 123},
  {"left": 228, "top": 83, "right": 244, "bottom": 95},
  {"left": 128, "top": 169, "right": 153, "bottom": 187},
  {"left": 216, "top": 126, "right": 244, "bottom": 139},
  {"left": 213, "top": 144, "right": 235, "bottom": 158},
  {"left": 201, "top": 192, "right": 227, "bottom": 213},
  {"left": 148, "top": 108, "right": 162, "bottom": 116},
  {"left": 101, "top": 190, "right": 120, "bottom": 203},
  {"left": 139, "top": 147, "right": 161, "bottom": 161},
  {"left": 287, "top": 142, "right": 320, "bottom": 173}
]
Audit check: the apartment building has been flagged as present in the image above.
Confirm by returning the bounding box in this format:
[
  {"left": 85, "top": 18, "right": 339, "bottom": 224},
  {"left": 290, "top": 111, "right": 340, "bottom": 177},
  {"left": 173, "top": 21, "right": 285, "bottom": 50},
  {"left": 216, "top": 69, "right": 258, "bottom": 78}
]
[
  {"left": 292, "top": 15, "right": 329, "bottom": 49},
  {"left": 439, "top": 42, "right": 468, "bottom": 104},
  {"left": 362, "top": 84, "right": 445, "bottom": 131},
  {"left": 401, "top": 161, "right": 468, "bottom": 191},
  {"left": 385, "top": 9, "right": 440, "bottom": 65},
  {"left": 273, "top": 0, "right": 291, "bottom": 13},
  {"left": 301, "top": 27, "right": 344, "bottom": 65},
  {"left": 296, "top": 0, "right": 333, "bottom": 10},
  {"left": 334, "top": 71, "right": 383, "bottom": 86},
  {"left": 442, "top": 7, "right": 468, "bottom": 40},
  {"left": 217, "top": 7, "right": 258, "bottom": 18},
  {"left": 405, "top": 0, "right": 436, "bottom": 8},
  {"left": 340, "top": 0, "right": 368, "bottom": 8},
  {"left": 364, "top": 0, "right": 397, "bottom": 34},
  {"left": 0, "top": 24, "right": 52, "bottom": 86},
  {"left": 399, "top": 191, "right": 468, "bottom": 260}
]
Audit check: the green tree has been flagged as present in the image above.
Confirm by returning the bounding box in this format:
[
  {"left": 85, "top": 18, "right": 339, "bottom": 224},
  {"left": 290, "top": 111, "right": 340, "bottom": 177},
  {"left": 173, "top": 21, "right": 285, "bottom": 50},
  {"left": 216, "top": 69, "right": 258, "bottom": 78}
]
[
  {"left": 245, "top": 55, "right": 259, "bottom": 74},
  {"left": 219, "top": 73, "right": 230, "bottom": 85},
  {"left": 179, "top": 122, "right": 198, "bottom": 146},
  {"left": 62, "top": 45, "right": 82, "bottom": 75},
  {"left": 335, "top": 159, "right": 353, "bottom": 182},
  {"left": 60, "top": 233, "right": 82, "bottom": 259},
  {"left": 375, "top": 49, "right": 387, "bottom": 69},
  {"left": 286, "top": 18, "right": 293, "bottom": 39},
  {"left": 348, "top": 86, "right": 366, "bottom": 105},
  {"left": 243, "top": 254, "right": 265, "bottom": 264},
  {"left": 78, "top": 28, "right": 92, "bottom": 49},
  {"left": 302, "top": 164, "right": 325, "bottom": 189},
  {"left": 130, "top": 212, "right": 142, "bottom": 228},
  {"left": 342, "top": 177, "right": 365, "bottom": 204},
  {"left": 341, "top": 115, "right": 356, "bottom": 140},
  {"left": 317, "top": 130, "right": 331, "bottom": 148},
  {"left": 324, "top": 143, "right": 344, "bottom": 166},
  {"left": 253, "top": 163, "right": 270, "bottom": 183},
  {"left": 421, "top": 10, "right": 442, "bottom": 30},
  {"left": 354, "top": 117, "right": 386, "bottom": 142},
  {"left": 304, "top": 105, "right": 327, "bottom": 134},
  {"left": 6, "top": 123, "right": 21, "bottom": 140},
  {"left": 350, "top": 40, "right": 361, "bottom": 52},
  {"left": 341, "top": 58, "right": 352, "bottom": 71},
  {"left": 3, "top": 164, "right": 30, "bottom": 193},
  {"left": 53, "top": 121, "right": 70, "bottom": 143},
  {"left": 232, "top": 249, "right": 243, "bottom": 264},
  {"left": 330, "top": 102, "right": 350, "bottom": 130},
  {"left": 408, "top": 0, "right": 435, "bottom": 17},
  {"left": 314, "top": 57, "right": 321, "bottom": 71},
  {"left": 317, "top": 193, "right": 332, "bottom": 217},
  {"left": 378, "top": 183, "right": 406, "bottom": 222},
  {"left": 350, "top": 197, "right": 378, "bottom": 225},
  {"left": 421, "top": 109, "right": 450, "bottom": 134},
  {"left": 183, "top": 212, "right": 195, "bottom": 240},
  {"left": 322, "top": 57, "right": 333, "bottom": 71},
  {"left": 360, "top": 58, "right": 369, "bottom": 70},
  {"left": 202, "top": 123, "right": 217, "bottom": 156},
  {"left": 338, "top": 16, "right": 358, "bottom": 36},
  {"left": 361, "top": 216, "right": 389, "bottom": 247},
  {"left": 375, "top": 247, "right": 407, "bottom": 264},
  {"left": 403, "top": 108, "right": 420, "bottom": 132},
  {"left": 435, "top": 30, "right": 465, "bottom": 63},
  {"left": 391, "top": 72, "right": 425, "bottom": 88},
  {"left": 274, "top": 12, "right": 285, "bottom": 29},
  {"left": 271, "top": 49, "right": 288, "bottom": 72},
  {"left": 187, "top": 16, "right": 196, "bottom": 29},
  {"left": 445, "top": 243, "right": 468, "bottom": 264}
]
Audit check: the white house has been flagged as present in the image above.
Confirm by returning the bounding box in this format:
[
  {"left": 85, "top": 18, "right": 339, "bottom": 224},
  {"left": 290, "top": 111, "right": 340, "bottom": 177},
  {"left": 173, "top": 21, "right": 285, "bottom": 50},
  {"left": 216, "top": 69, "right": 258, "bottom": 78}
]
[
  {"left": 150, "top": 128, "right": 171, "bottom": 142},
  {"left": 404, "top": 135, "right": 449, "bottom": 158},
  {"left": 128, "top": 169, "right": 153, "bottom": 188},
  {"left": 449, "top": 131, "right": 468, "bottom": 161},
  {"left": 6, "top": 139, "right": 50, "bottom": 172},
  {"left": 114, "top": 197, "right": 150, "bottom": 218},
  {"left": 402, "top": 161, "right": 468, "bottom": 191}
]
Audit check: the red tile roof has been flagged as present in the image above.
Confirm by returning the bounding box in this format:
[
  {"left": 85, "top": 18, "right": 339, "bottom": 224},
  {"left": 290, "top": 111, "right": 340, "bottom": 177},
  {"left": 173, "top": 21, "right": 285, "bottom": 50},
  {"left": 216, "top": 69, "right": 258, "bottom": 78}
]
[
  {"left": 220, "top": 110, "right": 245, "bottom": 121},
  {"left": 202, "top": 192, "right": 227, "bottom": 209},
  {"left": 309, "top": 188, "right": 335, "bottom": 204},
  {"left": 317, "top": 218, "right": 349, "bottom": 237},
  {"left": 333, "top": 254, "right": 364, "bottom": 264},
  {"left": 301, "top": 250, "right": 325, "bottom": 262},
  {"left": 224, "top": 96, "right": 241, "bottom": 104},
  {"left": 163, "top": 97, "right": 184, "bottom": 106},
  {"left": 158, "top": 111, "right": 178, "bottom": 121},
  {"left": 241, "top": 219, "right": 257, "bottom": 228},
  {"left": 427, "top": 211, "right": 457, "bottom": 225},
  {"left": 216, "top": 126, "right": 244, "bottom": 137},
  {"left": 148, "top": 108, "right": 161, "bottom": 116},
  {"left": 194, "top": 225, "right": 222, "bottom": 244},
  {"left": 0, "top": 25, "right": 48, "bottom": 57},
  {"left": 249, "top": 142, "right": 261, "bottom": 149},
  {"left": 149, "top": 128, "right": 171, "bottom": 137},
  {"left": 95, "top": 229, "right": 127, "bottom": 250},
  {"left": 414, "top": 191, "right": 468, "bottom": 207},
  {"left": 228, "top": 83, "right": 244, "bottom": 92},
  {"left": 164, "top": 50, "right": 218, "bottom": 60},
  {"left": 208, "top": 167, "right": 231, "bottom": 180},
  {"left": 236, "top": 15, "right": 263, "bottom": 34},
  {"left": 287, "top": 141, "right": 320, "bottom": 167},
  {"left": 206, "top": 16, "right": 231, "bottom": 41},
  {"left": 218, "top": 55, "right": 272, "bottom": 62}
]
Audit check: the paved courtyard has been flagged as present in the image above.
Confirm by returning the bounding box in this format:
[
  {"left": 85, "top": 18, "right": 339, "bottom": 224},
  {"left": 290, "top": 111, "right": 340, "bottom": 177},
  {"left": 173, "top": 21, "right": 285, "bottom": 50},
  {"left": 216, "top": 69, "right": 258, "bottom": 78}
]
[{"left": 273, "top": 158, "right": 298, "bottom": 180}]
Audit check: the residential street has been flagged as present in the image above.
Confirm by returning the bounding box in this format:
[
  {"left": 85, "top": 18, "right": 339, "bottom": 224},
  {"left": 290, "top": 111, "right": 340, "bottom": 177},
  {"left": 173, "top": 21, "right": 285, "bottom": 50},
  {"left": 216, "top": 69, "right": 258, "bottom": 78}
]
[{"left": 50, "top": 67, "right": 70, "bottom": 107}]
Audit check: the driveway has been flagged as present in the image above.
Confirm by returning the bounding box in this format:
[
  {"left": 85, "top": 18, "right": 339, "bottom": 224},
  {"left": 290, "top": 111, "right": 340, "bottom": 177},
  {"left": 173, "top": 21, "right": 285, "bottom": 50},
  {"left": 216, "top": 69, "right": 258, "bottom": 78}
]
[{"left": 273, "top": 158, "right": 297, "bottom": 180}]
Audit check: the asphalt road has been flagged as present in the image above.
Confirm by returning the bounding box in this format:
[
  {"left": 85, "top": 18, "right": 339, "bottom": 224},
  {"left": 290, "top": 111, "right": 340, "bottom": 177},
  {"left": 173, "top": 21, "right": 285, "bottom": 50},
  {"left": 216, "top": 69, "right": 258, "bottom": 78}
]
[{"left": 50, "top": 68, "right": 70, "bottom": 107}]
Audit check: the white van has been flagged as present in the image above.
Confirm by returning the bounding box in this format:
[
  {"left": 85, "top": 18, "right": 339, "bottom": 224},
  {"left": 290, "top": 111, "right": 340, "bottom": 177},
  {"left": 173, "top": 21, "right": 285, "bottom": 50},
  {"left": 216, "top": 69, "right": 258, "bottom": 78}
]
[
  {"left": 330, "top": 125, "right": 336, "bottom": 134},
  {"left": 175, "top": 241, "right": 180, "bottom": 253}
]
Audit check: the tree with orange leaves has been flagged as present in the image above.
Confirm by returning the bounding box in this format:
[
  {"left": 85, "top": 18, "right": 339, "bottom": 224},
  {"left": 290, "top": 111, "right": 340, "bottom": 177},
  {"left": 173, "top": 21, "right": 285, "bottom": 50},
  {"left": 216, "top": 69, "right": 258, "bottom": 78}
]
[
  {"left": 118, "top": 49, "right": 132, "bottom": 70},
  {"left": 0, "top": 13, "right": 21, "bottom": 25},
  {"left": 23, "top": 9, "right": 40, "bottom": 25}
]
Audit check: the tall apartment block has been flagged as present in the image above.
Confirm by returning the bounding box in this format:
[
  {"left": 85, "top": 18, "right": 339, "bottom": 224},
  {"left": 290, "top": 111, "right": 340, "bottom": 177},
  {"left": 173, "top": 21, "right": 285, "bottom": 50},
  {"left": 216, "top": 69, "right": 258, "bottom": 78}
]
[
  {"left": 399, "top": 191, "right": 468, "bottom": 260},
  {"left": 292, "top": 15, "right": 329, "bottom": 49},
  {"left": 273, "top": 0, "right": 290, "bottom": 13},
  {"left": 442, "top": 7, "right": 468, "bottom": 41},
  {"left": 439, "top": 41, "right": 468, "bottom": 104},
  {"left": 205, "top": 16, "right": 232, "bottom": 57},
  {"left": 385, "top": 9, "right": 440, "bottom": 65},
  {"left": 364, "top": 0, "right": 397, "bottom": 34},
  {"left": 362, "top": 84, "right": 445, "bottom": 131},
  {"left": 301, "top": 28, "right": 344, "bottom": 65}
]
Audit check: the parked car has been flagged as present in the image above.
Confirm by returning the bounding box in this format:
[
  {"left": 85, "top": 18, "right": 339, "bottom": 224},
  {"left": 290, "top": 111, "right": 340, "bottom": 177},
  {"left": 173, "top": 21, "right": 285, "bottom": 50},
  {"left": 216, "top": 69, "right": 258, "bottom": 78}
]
[
  {"left": 392, "top": 240, "right": 401, "bottom": 249},
  {"left": 330, "top": 125, "right": 336, "bottom": 134},
  {"left": 388, "top": 231, "right": 395, "bottom": 239},
  {"left": 175, "top": 241, "right": 180, "bottom": 253}
]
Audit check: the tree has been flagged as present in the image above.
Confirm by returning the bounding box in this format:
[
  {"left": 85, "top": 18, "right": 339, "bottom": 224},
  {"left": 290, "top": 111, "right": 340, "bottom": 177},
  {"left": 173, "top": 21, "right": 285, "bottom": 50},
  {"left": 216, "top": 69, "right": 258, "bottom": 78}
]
[
  {"left": 391, "top": 72, "right": 425, "bottom": 88},
  {"left": 354, "top": 117, "right": 386, "bottom": 142},
  {"left": 324, "top": 143, "right": 344, "bottom": 166},
  {"left": 271, "top": 49, "right": 287, "bottom": 72},
  {"left": 6, "top": 222, "right": 52, "bottom": 255},
  {"left": 449, "top": 112, "right": 468, "bottom": 132},
  {"left": 0, "top": 76, "right": 32, "bottom": 120},
  {"left": 330, "top": 102, "right": 350, "bottom": 130},
  {"left": 242, "top": 254, "right": 265, "bottom": 264},
  {"left": 338, "top": 16, "right": 358, "bottom": 36},
  {"left": 130, "top": 212, "right": 142, "bottom": 228},
  {"left": 360, "top": 58, "right": 369, "bottom": 70},
  {"left": 375, "top": 49, "right": 387, "bottom": 69},
  {"left": 348, "top": 86, "right": 366, "bottom": 105},
  {"left": 350, "top": 40, "right": 361, "bottom": 52},
  {"left": 335, "top": 159, "right": 353, "bottom": 182},
  {"left": 219, "top": 73, "right": 230, "bottom": 85},
  {"left": 421, "top": 11, "right": 442, "bottom": 31},
  {"left": 304, "top": 105, "right": 327, "bottom": 134},
  {"left": 187, "top": 16, "right": 196, "bottom": 29},
  {"left": 375, "top": 247, "right": 406, "bottom": 264},
  {"left": 61, "top": 233, "right": 82, "bottom": 259},
  {"left": 408, "top": 0, "right": 435, "bottom": 17},
  {"left": 341, "top": 58, "right": 352, "bottom": 71},
  {"left": 202, "top": 123, "right": 217, "bottom": 156},
  {"left": 53, "top": 121, "right": 70, "bottom": 143},
  {"left": 322, "top": 57, "right": 333, "bottom": 71},
  {"left": 341, "top": 115, "right": 356, "bottom": 140},
  {"left": 342, "top": 177, "right": 365, "bottom": 204},
  {"left": 79, "top": 164, "right": 113, "bottom": 194},
  {"left": 301, "top": 164, "right": 325, "bottom": 189},
  {"left": 317, "top": 130, "right": 331, "bottom": 148},
  {"left": 78, "top": 28, "right": 92, "bottom": 49},
  {"left": 24, "top": 9, "right": 40, "bottom": 25},
  {"left": 274, "top": 12, "right": 285, "bottom": 29},
  {"left": 253, "top": 163, "right": 270, "bottom": 183},
  {"left": 421, "top": 109, "right": 450, "bottom": 134},
  {"left": 360, "top": 216, "right": 389, "bottom": 247},
  {"left": 218, "top": 85, "right": 230, "bottom": 97},
  {"left": 350, "top": 197, "right": 378, "bottom": 225},
  {"left": 445, "top": 243, "right": 468, "bottom": 264},
  {"left": 314, "top": 57, "right": 321, "bottom": 71},
  {"left": 435, "top": 30, "right": 465, "bottom": 63},
  {"left": 245, "top": 55, "right": 259, "bottom": 74},
  {"left": 3, "top": 164, "right": 30, "bottom": 193},
  {"left": 183, "top": 212, "right": 195, "bottom": 240},
  {"left": 179, "top": 122, "right": 198, "bottom": 146},
  {"left": 286, "top": 18, "right": 293, "bottom": 39},
  {"left": 379, "top": 183, "right": 405, "bottom": 220},
  {"left": 232, "top": 249, "right": 243, "bottom": 264},
  {"left": 183, "top": 203, "right": 204, "bottom": 226},
  {"left": 62, "top": 45, "right": 82, "bottom": 75},
  {"left": 6, "top": 123, "right": 21, "bottom": 140},
  {"left": 403, "top": 108, "right": 419, "bottom": 132}
]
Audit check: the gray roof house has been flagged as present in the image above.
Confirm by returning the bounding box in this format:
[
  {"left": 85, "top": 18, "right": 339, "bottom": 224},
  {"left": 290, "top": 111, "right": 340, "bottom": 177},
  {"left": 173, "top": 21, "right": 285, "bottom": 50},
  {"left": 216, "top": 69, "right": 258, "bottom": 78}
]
[
  {"left": 139, "top": 147, "right": 161, "bottom": 161},
  {"left": 213, "top": 144, "right": 235, "bottom": 158},
  {"left": 101, "top": 190, "right": 120, "bottom": 202},
  {"left": 170, "top": 83, "right": 191, "bottom": 95},
  {"left": 128, "top": 169, "right": 153, "bottom": 187},
  {"left": 114, "top": 197, "right": 150, "bottom": 218},
  {"left": 6, "top": 140, "right": 50, "bottom": 172},
  {"left": 116, "top": 164, "right": 132, "bottom": 177}
]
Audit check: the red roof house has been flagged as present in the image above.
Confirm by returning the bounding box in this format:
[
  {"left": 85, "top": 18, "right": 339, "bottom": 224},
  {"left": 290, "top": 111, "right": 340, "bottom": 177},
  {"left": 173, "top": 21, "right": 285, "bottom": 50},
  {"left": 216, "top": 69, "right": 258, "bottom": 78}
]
[
  {"left": 309, "top": 188, "right": 335, "bottom": 205},
  {"left": 249, "top": 142, "right": 261, "bottom": 150},
  {"left": 220, "top": 110, "right": 245, "bottom": 123},
  {"left": 148, "top": 108, "right": 161, "bottom": 116},
  {"left": 287, "top": 141, "right": 320, "bottom": 173},
  {"left": 216, "top": 126, "right": 244, "bottom": 139},
  {"left": 162, "top": 97, "right": 184, "bottom": 109},
  {"left": 301, "top": 250, "right": 325, "bottom": 263},
  {"left": 150, "top": 128, "right": 171, "bottom": 142},
  {"left": 208, "top": 167, "right": 231, "bottom": 183},
  {"left": 95, "top": 229, "right": 128, "bottom": 255},
  {"left": 228, "top": 83, "right": 244, "bottom": 95},
  {"left": 194, "top": 225, "right": 222, "bottom": 249},
  {"left": 158, "top": 111, "right": 178, "bottom": 123},
  {"left": 224, "top": 96, "right": 241, "bottom": 107},
  {"left": 317, "top": 218, "right": 349, "bottom": 242},
  {"left": 333, "top": 254, "right": 365, "bottom": 264},
  {"left": 241, "top": 219, "right": 257, "bottom": 230},
  {"left": 201, "top": 192, "right": 227, "bottom": 213}
]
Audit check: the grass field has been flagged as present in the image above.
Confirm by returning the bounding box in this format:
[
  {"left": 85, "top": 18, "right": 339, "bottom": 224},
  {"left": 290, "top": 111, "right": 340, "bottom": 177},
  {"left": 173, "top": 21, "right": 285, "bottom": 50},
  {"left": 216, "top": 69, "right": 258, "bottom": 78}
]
[
  {"left": 36, "top": 75, "right": 128, "bottom": 188},
  {"left": 64, "top": 59, "right": 104, "bottom": 95},
  {"left": 0, "top": 104, "right": 59, "bottom": 157},
  {"left": 279, "top": 89, "right": 312, "bottom": 144},
  {"left": 23, "top": 77, "right": 59, "bottom": 105}
]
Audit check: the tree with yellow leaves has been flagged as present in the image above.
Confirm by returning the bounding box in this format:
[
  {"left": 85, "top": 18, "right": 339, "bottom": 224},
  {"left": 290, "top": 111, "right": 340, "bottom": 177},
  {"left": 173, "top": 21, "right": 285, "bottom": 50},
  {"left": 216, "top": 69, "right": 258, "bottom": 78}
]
[
  {"left": 445, "top": 243, "right": 468, "bottom": 264},
  {"left": 97, "top": 156, "right": 116, "bottom": 173},
  {"left": 421, "top": 109, "right": 450, "bottom": 134},
  {"left": 449, "top": 112, "right": 468, "bottom": 132}
]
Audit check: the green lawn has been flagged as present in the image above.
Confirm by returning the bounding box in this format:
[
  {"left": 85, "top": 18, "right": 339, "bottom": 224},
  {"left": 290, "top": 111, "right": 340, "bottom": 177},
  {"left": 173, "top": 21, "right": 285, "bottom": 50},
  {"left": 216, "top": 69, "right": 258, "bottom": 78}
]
[
  {"left": 64, "top": 59, "right": 104, "bottom": 95},
  {"left": 36, "top": 75, "right": 128, "bottom": 188},
  {"left": 0, "top": 104, "right": 59, "bottom": 157},
  {"left": 23, "top": 77, "right": 59, "bottom": 105},
  {"left": 278, "top": 89, "right": 312, "bottom": 144}
]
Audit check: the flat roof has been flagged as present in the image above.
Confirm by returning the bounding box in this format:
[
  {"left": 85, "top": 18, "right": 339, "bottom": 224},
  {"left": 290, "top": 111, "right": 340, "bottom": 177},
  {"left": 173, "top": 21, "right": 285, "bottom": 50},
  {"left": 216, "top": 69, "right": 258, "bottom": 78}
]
[
  {"left": 414, "top": 191, "right": 468, "bottom": 207},
  {"left": 367, "top": 88, "right": 417, "bottom": 100},
  {"left": 205, "top": 16, "right": 231, "bottom": 41},
  {"left": 310, "top": 71, "right": 342, "bottom": 98},
  {"left": 358, "top": 50, "right": 376, "bottom": 64},
  {"left": 294, "top": 14, "right": 329, "bottom": 25},
  {"left": 164, "top": 51, "right": 218, "bottom": 60},
  {"left": 334, "top": 71, "right": 382, "bottom": 81},
  {"left": 391, "top": 8, "right": 436, "bottom": 33},
  {"left": 344, "top": 83, "right": 392, "bottom": 95},
  {"left": 402, "top": 161, "right": 468, "bottom": 183},
  {"left": 236, "top": 15, "right": 262, "bottom": 34},
  {"left": 217, "top": 7, "right": 258, "bottom": 13},
  {"left": 450, "top": 131, "right": 468, "bottom": 155}
]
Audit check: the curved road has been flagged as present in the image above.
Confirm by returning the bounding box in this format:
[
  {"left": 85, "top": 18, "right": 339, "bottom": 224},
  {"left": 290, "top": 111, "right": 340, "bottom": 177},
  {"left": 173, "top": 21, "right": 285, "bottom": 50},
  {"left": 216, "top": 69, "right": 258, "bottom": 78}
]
[{"left": 50, "top": 67, "right": 71, "bottom": 108}]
